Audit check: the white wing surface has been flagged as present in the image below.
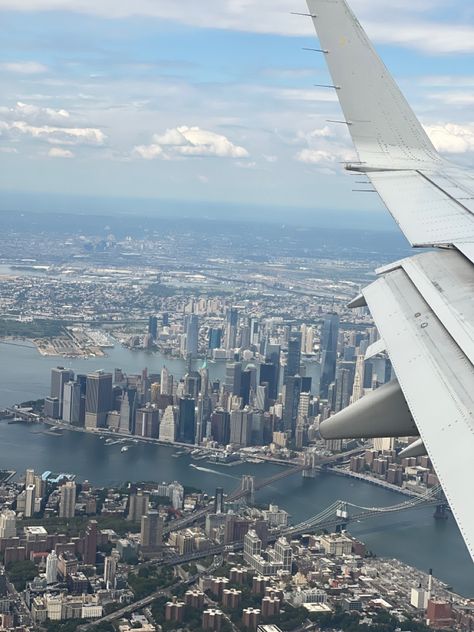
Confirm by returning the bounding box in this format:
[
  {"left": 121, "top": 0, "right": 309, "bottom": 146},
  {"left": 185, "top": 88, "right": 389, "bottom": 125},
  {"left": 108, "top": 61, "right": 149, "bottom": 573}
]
[{"left": 306, "top": 0, "right": 474, "bottom": 561}]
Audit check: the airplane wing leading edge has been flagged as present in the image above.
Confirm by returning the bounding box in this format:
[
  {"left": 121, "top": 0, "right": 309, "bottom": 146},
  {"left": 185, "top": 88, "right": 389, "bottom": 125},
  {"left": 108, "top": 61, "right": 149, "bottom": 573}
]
[{"left": 305, "top": 0, "right": 474, "bottom": 561}]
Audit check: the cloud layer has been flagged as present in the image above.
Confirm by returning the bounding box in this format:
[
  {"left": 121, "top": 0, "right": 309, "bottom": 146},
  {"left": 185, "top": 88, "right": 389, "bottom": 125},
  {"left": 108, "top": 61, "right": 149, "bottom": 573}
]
[{"left": 134, "top": 125, "right": 249, "bottom": 160}]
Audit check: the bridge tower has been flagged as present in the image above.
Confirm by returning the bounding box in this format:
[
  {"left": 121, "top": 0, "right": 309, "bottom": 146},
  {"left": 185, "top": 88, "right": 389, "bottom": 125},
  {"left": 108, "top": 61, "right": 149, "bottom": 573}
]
[
  {"left": 302, "top": 449, "right": 317, "bottom": 478},
  {"left": 434, "top": 503, "right": 449, "bottom": 520},
  {"left": 240, "top": 475, "right": 255, "bottom": 505},
  {"left": 335, "top": 501, "right": 349, "bottom": 532}
]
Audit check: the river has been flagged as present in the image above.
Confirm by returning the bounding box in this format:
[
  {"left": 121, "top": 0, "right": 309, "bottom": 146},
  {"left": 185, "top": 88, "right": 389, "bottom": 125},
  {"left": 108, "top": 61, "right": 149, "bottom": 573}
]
[{"left": 0, "top": 341, "right": 473, "bottom": 596}]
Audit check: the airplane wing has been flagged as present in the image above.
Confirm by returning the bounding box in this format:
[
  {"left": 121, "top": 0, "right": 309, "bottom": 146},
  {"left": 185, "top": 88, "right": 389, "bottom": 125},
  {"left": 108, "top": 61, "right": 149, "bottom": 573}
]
[{"left": 306, "top": 0, "right": 474, "bottom": 561}]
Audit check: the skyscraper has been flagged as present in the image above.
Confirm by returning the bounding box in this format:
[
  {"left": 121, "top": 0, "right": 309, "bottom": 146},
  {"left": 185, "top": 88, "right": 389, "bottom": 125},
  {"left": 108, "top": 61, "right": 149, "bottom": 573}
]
[
  {"left": 59, "top": 481, "right": 76, "bottom": 518},
  {"left": 224, "top": 308, "right": 239, "bottom": 350},
  {"left": 285, "top": 332, "right": 302, "bottom": 380},
  {"left": 283, "top": 375, "right": 301, "bottom": 435},
  {"left": 160, "top": 366, "right": 172, "bottom": 396},
  {"left": 334, "top": 367, "right": 353, "bottom": 413},
  {"left": 148, "top": 315, "right": 158, "bottom": 340},
  {"left": 0, "top": 510, "right": 16, "bottom": 538},
  {"left": 46, "top": 551, "right": 58, "bottom": 584},
  {"left": 62, "top": 381, "right": 81, "bottom": 424},
  {"left": 225, "top": 362, "right": 242, "bottom": 396},
  {"left": 185, "top": 314, "right": 199, "bottom": 357},
  {"left": 319, "top": 314, "right": 339, "bottom": 399},
  {"left": 208, "top": 327, "right": 222, "bottom": 351},
  {"left": 141, "top": 510, "right": 163, "bottom": 550},
  {"left": 25, "top": 484, "right": 36, "bottom": 518},
  {"left": 178, "top": 397, "right": 196, "bottom": 444},
  {"left": 85, "top": 372, "right": 112, "bottom": 429},
  {"left": 135, "top": 406, "right": 160, "bottom": 438},
  {"left": 104, "top": 555, "right": 117, "bottom": 589},
  {"left": 159, "top": 406, "right": 177, "bottom": 442},
  {"left": 210, "top": 410, "right": 230, "bottom": 445},
  {"left": 214, "top": 487, "right": 224, "bottom": 514},
  {"left": 83, "top": 520, "right": 98, "bottom": 565},
  {"left": 50, "top": 367, "right": 74, "bottom": 418},
  {"left": 230, "top": 409, "right": 252, "bottom": 447},
  {"left": 128, "top": 490, "right": 149, "bottom": 522}
]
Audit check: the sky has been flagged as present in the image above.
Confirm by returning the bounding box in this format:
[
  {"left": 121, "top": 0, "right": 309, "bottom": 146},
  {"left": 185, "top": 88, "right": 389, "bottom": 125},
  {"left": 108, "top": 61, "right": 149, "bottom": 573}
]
[{"left": 0, "top": 0, "right": 474, "bottom": 224}]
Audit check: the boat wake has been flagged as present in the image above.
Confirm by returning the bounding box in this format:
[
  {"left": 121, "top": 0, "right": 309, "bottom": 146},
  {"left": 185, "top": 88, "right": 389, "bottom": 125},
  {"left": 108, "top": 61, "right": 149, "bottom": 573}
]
[{"left": 189, "top": 464, "right": 238, "bottom": 480}]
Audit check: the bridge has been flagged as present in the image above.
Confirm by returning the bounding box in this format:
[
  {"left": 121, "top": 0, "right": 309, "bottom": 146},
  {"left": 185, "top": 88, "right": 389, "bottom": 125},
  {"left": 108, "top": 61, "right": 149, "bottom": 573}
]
[
  {"left": 164, "top": 448, "right": 364, "bottom": 533},
  {"left": 160, "top": 484, "right": 444, "bottom": 567},
  {"left": 227, "top": 446, "right": 365, "bottom": 503}
]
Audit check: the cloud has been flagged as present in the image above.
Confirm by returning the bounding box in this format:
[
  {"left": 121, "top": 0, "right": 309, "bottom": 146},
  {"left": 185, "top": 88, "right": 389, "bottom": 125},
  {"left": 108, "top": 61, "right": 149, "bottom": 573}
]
[
  {"left": 134, "top": 125, "right": 249, "bottom": 160},
  {"left": 5, "top": 121, "right": 106, "bottom": 145},
  {"left": 48, "top": 147, "right": 74, "bottom": 158},
  {"left": 0, "top": 102, "right": 106, "bottom": 149},
  {"left": 294, "top": 125, "right": 356, "bottom": 170},
  {"left": 0, "top": 0, "right": 464, "bottom": 55},
  {"left": 0, "top": 62, "right": 48, "bottom": 74},
  {"left": 0, "top": 102, "right": 70, "bottom": 124},
  {"left": 425, "top": 123, "right": 474, "bottom": 153}
]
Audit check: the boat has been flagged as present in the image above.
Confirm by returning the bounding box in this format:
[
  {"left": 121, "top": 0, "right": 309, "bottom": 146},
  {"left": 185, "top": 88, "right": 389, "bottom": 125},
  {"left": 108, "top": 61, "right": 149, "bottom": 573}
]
[{"left": 121, "top": 446, "right": 129, "bottom": 453}]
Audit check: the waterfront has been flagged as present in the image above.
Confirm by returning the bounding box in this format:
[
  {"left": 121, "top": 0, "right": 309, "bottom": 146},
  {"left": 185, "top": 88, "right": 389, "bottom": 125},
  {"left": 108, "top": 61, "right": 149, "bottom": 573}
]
[{"left": 0, "top": 342, "right": 473, "bottom": 596}]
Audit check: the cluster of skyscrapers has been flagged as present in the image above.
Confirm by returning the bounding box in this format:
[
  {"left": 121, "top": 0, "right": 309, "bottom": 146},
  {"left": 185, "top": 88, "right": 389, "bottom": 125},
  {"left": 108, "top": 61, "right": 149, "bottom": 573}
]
[{"left": 43, "top": 309, "right": 391, "bottom": 451}]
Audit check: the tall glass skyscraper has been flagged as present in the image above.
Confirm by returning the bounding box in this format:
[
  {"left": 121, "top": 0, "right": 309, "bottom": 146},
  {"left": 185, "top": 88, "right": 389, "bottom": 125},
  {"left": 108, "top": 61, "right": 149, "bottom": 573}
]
[{"left": 319, "top": 314, "right": 340, "bottom": 399}]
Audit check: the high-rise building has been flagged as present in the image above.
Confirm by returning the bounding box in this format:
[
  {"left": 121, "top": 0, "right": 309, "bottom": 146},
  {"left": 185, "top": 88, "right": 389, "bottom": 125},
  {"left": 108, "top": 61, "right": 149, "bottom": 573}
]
[
  {"left": 83, "top": 520, "right": 98, "bottom": 565},
  {"left": 178, "top": 397, "right": 196, "bottom": 444},
  {"left": 273, "top": 537, "right": 293, "bottom": 573},
  {"left": 184, "top": 372, "right": 201, "bottom": 400},
  {"left": 224, "top": 308, "right": 239, "bottom": 350},
  {"left": 25, "top": 484, "right": 36, "bottom": 518},
  {"left": 46, "top": 551, "right": 58, "bottom": 584},
  {"left": 62, "top": 381, "right": 81, "bottom": 424},
  {"left": 59, "top": 481, "right": 76, "bottom": 519},
  {"left": 334, "top": 368, "right": 352, "bottom": 413},
  {"left": 85, "top": 372, "right": 112, "bottom": 429},
  {"left": 210, "top": 410, "right": 230, "bottom": 445},
  {"left": 148, "top": 315, "right": 158, "bottom": 340},
  {"left": 50, "top": 367, "right": 74, "bottom": 418},
  {"left": 185, "top": 314, "right": 199, "bottom": 357},
  {"left": 208, "top": 328, "right": 222, "bottom": 351},
  {"left": 159, "top": 406, "right": 177, "bottom": 442},
  {"left": 128, "top": 490, "right": 149, "bottom": 522},
  {"left": 255, "top": 384, "right": 268, "bottom": 412},
  {"left": 0, "top": 510, "right": 16, "bottom": 538},
  {"left": 25, "top": 468, "right": 35, "bottom": 486},
  {"left": 214, "top": 487, "right": 224, "bottom": 514},
  {"left": 141, "top": 511, "right": 163, "bottom": 550},
  {"left": 225, "top": 362, "right": 242, "bottom": 396},
  {"left": 243, "top": 529, "right": 262, "bottom": 563},
  {"left": 351, "top": 354, "right": 365, "bottom": 403},
  {"left": 230, "top": 409, "right": 252, "bottom": 447},
  {"left": 160, "top": 366, "right": 172, "bottom": 396},
  {"left": 320, "top": 314, "right": 339, "bottom": 398},
  {"left": 135, "top": 406, "right": 160, "bottom": 438},
  {"left": 103, "top": 555, "right": 117, "bottom": 589},
  {"left": 283, "top": 376, "right": 302, "bottom": 434},
  {"left": 285, "top": 332, "right": 302, "bottom": 380}
]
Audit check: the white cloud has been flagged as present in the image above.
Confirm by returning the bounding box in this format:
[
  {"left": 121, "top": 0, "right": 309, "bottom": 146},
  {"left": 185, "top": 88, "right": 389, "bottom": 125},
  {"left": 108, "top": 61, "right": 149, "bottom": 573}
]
[
  {"left": 48, "top": 147, "right": 74, "bottom": 158},
  {"left": 425, "top": 123, "right": 474, "bottom": 154},
  {"left": 0, "top": 62, "right": 48, "bottom": 74},
  {"left": 134, "top": 125, "right": 249, "bottom": 160},
  {"left": 7, "top": 121, "right": 106, "bottom": 145},
  {"left": 0, "top": 102, "right": 106, "bottom": 148},
  {"left": 0, "top": 0, "right": 463, "bottom": 54},
  {"left": 294, "top": 125, "right": 356, "bottom": 170},
  {"left": 0, "top": 102, "right": 70, "bottom": 124}
]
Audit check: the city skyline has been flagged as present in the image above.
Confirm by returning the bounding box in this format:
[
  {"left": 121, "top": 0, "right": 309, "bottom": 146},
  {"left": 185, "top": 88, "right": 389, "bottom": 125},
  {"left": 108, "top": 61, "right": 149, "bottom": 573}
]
[{"left": 0, "top": 1, "right": 473, "bottom": 221}]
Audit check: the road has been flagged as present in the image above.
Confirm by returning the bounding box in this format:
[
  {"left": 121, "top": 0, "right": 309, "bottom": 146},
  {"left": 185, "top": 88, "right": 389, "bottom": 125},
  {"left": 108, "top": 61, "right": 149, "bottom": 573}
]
[{"left": 79, "top": 555, "right": 224, "bottom": 630}]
